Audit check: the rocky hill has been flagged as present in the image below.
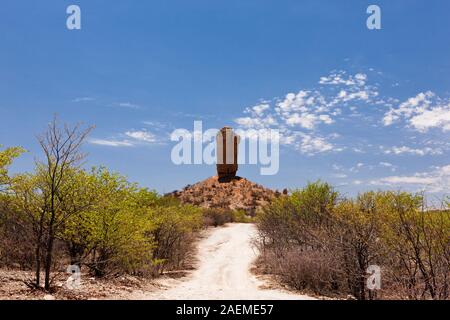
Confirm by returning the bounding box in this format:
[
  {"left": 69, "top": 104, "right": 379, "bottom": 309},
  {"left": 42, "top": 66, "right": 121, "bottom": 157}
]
[{"left": 168, "top": 176, "right": 283, "bottom": 215}]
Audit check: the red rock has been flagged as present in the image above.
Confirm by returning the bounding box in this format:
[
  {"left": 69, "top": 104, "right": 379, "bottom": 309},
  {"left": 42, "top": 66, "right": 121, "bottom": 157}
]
[{"left": 169, "top": 176, "right": 279, "bottom": 215}]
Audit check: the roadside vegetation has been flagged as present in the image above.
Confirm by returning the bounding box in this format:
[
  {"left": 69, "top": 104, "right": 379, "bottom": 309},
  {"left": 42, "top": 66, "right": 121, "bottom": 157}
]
[
  {"left": 1, "top": 118, "right": 448, "bottom": 300},
  {"left": 203, "top": 208, "right": 253, "bottom": 227},
  {"left": 0, "top": 117, "right": 206, "bottom": 291},
  {"left": 256, "top": 181, "right": 449, "bottom": 300}
]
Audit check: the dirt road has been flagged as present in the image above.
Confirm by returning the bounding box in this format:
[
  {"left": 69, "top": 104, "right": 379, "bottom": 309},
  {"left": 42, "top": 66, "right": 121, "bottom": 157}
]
[{"left": 134, "top": 223, "right": 314, "bottom": 300}]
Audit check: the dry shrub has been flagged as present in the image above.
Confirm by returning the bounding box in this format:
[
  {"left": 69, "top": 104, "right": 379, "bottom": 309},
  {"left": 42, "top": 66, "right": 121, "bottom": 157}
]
[
  {"left": 202, "top": 208, "right": 234, "bottom": 227},
  {"left": 150, "top": 204, "right": 203, "bottom": 275},
  {"left": 0, "top": 200, "right": 35, "bottom": 269},
  {"left": 261, "top": 248, "right": 344, "bottom": 296},
  {"left": 202, "top": 208, "right": 253, "bottom": 227},
  {"left": 256, "top": 182, "right": 450, "bottom": 300}
]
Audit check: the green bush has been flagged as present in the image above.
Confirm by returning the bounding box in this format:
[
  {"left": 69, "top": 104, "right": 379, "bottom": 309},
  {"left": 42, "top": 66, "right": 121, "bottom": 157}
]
[
  {"left": 150, "top": 201, "right": 203, "bottom": 274},
  {"left": 232, "top": 210, "right": 253, "bottom": 223}
]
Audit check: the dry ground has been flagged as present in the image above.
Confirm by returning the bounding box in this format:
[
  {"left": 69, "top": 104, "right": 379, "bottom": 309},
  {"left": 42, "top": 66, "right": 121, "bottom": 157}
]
[{"left": 0, "top": 223, "right": 314, "bottom": 300}]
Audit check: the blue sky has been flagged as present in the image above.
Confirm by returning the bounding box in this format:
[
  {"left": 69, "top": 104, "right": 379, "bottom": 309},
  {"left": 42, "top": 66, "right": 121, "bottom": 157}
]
[{"left": 1, "top": 0, "right": 449, "bottom": 200}]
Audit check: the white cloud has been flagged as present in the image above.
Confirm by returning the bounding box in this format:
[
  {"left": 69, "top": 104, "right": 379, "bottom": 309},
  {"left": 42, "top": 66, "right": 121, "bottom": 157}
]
[
  {"left": 319, "top": 72, "right": 367, "bottom": 87},
  {"left": 383, "top": 92, "right": 450, "bottom": 132},
  {"left": 143, "top": 121, "right": 169, "bottom": 129},
  {"left": 319, "top": 72, "right": 379, "bottom": 107},
  {"left": 355, "top": 73, "right": 368, "bottom": 83},
  {"left": 72, "top": 97, "right": 95, "bottom": 103},
  {"left": 382, "top": 145, "right": 443, "bottom": 156},
  {"left": 89, "top": 139, "right": 134, "bottom": 147},
  {"left": 232, "top": 71, "right": 381, "bottom": 155},
  {"left": 274, "top": 90, "right": 337, "bottom": 130},
  {"left": 352, "top": 147, "right": 365, "bottom": 153},
  {"left": 125, "top": 130, "right": 156, "bottom": 143},
  {"left": 284, "top": 113, "right": 326, "bottom": 129},
  {"left": 383, "top": 92, "right": 434, "bottom": 126},
  {"left": 251, "top": 103, "right": 270, "bottom": 116},
  {"left": 117, "top": 102, "right": 141, "bottom": 109},
  {"left": 370, "top": 165, "right": 450, "bottom": 193},
  {"left": 349, "top": 162, "right": 366, "bottom": 173},
  {"left": 332, "top": 164, "right": 344, "bottom": 171},
  {"left": 236, "top": 71, "right": 380, "bottom": 133},
  {"left": 296, "top": 134, "right": 334, "bottom": 155},
  {"left": 234, "top": 70, "right": 448, "bottom": 160},
  {"left": 373, "top": 176, "right": 435, "bottom": 185},
  {"left": 91, "top": 129, "right": 160, "bottom": 148},
  {"left": 379, "top": 161, "right": 397, "bottom": 172},
  {"left": 234, "top": 115, "right": 277, "bottom": 129},
  {"left": 409, "top": 106, "right": 450, "bottom": 132},
  {"left": 332, "top": 173, "right": 348, "bottom": 179},
  {"left": 319, "top": 114, "right": 334, "bottom": 124}
]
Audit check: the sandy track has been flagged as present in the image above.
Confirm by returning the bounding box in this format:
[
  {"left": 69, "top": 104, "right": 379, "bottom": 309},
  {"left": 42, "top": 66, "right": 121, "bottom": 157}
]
[{"left": 133, "top": 223, "right": 314, "bottom": 300}]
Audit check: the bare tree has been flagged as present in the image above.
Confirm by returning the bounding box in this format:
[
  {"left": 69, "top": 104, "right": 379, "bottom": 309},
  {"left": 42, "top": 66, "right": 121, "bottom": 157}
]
[{"left": 36, "top": 116, "right": 93, "bottom": 290}]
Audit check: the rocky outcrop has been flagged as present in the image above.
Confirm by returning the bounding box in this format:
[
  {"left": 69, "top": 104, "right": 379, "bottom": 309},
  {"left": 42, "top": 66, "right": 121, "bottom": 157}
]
[{"left": 168, "top": 176, "right": 281, "bottom": 215}]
